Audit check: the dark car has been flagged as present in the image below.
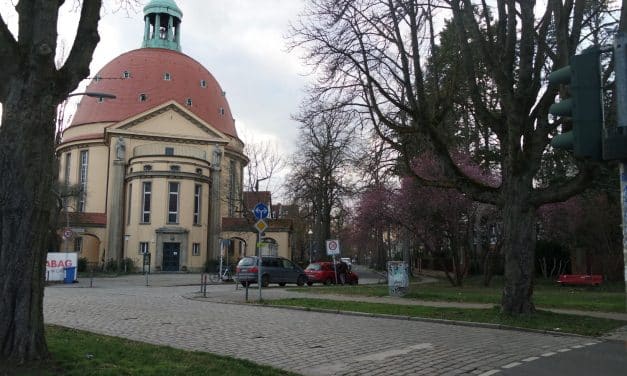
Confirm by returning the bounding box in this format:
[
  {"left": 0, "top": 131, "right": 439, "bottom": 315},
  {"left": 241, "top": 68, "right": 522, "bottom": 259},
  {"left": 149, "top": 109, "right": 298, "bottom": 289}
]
[
  {"left": 235, "top": 256, "right": 307, "bottom": 287},
  {"left": 305, "top": 261, "right": 358, "bottom": 286}
]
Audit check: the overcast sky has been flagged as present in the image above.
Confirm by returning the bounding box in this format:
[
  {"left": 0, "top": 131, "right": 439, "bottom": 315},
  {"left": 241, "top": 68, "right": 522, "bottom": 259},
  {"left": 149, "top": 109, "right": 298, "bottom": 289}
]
[{"left": 1, "top": 0, "right": 309, "bottom": 166}]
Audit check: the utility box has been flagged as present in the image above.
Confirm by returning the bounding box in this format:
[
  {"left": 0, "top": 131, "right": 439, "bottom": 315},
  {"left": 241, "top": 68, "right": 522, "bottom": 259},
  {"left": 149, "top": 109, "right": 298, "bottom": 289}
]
[{"left": 387, "top": 261, "right": 409, "bottom": 296}]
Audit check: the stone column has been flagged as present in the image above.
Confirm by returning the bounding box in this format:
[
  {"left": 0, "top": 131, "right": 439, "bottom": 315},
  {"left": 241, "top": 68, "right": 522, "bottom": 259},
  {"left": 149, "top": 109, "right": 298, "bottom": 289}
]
[
  {"left": 167, "top": 15, "right": 174, "bottom": 41},
  {"left": 208, "top": 145, "right": 223, "bottom": 262},
  {"left": 143, "top": 16, "right": 151, "bottom": 42},
  {"left": 106, "top": 137, "right": 126, "bottom": 263},
  {"left": 175, "top": 22, "right": 181, "bottom": 46},
  {"left": 155, "top": 13, "right": 161, "bottom": 39}
]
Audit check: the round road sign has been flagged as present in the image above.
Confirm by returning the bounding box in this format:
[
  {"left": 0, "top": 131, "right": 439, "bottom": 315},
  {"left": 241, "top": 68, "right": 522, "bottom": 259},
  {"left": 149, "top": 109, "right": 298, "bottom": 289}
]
[{"left": 62, "top": 228, "right": 74, "bottom": 240}]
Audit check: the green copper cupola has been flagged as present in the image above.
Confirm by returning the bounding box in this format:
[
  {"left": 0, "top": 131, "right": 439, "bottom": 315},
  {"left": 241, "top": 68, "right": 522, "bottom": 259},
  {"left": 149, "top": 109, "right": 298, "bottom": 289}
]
[{"left": 141, "top": 0, "right": 183, "bottom": 51}]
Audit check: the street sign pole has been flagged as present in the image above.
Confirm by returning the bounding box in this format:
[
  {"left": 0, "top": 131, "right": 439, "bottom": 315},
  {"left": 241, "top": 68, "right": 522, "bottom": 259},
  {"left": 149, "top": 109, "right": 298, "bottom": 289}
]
[
  {"left": 326, "top": 240, "right": 340, "bottom": 284},
  {"left": 253, "top": 203, "right": 269, "bottom": 302},
  {"left": 258, "top": 230, "right": 262, "bottom": 302},
  {"left": 332, "top": 254, "right": 338, "bottom": 284},
  {"left": 614, "top": 33, "right": 627, "bottom": 304}
]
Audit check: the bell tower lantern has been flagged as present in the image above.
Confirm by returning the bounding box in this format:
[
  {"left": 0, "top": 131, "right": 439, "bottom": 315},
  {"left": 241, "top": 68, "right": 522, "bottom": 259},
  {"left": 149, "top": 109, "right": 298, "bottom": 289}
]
[{"left": 142, "top": 0, "right": 183, "bottom": 51}]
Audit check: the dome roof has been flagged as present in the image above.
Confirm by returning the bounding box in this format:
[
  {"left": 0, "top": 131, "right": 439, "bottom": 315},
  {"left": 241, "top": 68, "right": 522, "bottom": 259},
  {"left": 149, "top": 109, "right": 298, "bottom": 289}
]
[
  {"left": 68, "top": 48, "right": 237, "bottom": 138},
  {"left": 143, "top": 0, "right": 182, "bottom": 18}
]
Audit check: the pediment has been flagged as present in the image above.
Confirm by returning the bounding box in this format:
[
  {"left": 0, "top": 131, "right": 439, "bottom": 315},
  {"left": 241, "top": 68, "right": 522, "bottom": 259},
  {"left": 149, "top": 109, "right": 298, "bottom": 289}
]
[{"left": 107, "top": 101, "right": 227, "bottom": 142}]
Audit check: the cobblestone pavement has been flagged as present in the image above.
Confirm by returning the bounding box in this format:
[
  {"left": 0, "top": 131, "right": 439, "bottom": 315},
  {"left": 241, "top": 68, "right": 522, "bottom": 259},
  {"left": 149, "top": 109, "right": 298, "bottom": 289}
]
[{"left": 44, "top": 280, "right": 610, "bottom": 376}]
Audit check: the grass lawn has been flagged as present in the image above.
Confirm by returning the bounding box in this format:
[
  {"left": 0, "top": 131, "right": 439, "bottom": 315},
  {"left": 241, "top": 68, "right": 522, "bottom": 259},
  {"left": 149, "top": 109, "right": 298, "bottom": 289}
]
[
  {"left": 2, "top": 325, "right": 295, "bottom": 376},
  {"left": 267, "top": 298, "right": 625, "bottom": 337},
  {"left": 290, "top": 275, "right": 626, "bottom": 313}
]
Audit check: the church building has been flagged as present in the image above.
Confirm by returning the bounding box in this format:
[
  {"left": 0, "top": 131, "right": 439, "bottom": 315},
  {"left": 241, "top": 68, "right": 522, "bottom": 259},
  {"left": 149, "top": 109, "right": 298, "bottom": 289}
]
[{"left": 55, "top": 0, "right": 293, "bottom": 272}]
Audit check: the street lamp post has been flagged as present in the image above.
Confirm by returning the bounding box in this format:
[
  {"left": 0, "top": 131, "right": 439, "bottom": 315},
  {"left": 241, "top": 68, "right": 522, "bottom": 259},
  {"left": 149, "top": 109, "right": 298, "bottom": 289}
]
[
  {"left": 308, "top": 229, "right": 313, "bottom": 264},
  {"left": 124, "top": 234, "right": 130, "bottom": 273},
  {"left": 67, "top": 92, "right": 117, "bottom": 99},
  {"left": 63, "top": 204, "right": 72, "bottom": 252}
]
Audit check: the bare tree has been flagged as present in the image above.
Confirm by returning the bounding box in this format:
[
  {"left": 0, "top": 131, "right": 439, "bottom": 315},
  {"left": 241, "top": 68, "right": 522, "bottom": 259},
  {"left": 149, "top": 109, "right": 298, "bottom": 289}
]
[
  {"left": 243, "top": 139, "right": 286, "bottom": 193},
  {"left": 287, "top": 99, "right": 356, "bottom": 256},
  {"left": 0, "top": 0, "right": 137, "bottom": 363},
  {"left": 289, "top": 0, "right": 621, "bottom": 314}
]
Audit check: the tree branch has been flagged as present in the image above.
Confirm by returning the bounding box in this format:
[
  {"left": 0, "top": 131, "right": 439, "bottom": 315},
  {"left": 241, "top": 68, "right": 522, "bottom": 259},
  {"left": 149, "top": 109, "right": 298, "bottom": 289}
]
[
  {"left": 0, "top": 12, "right": 18, "bottom": 100},
  {"left": 531, "top": 162, "right": 598, "bottom": 206},
  {"left": 55, "top": 1, "right": 103, "bottom": 99}
]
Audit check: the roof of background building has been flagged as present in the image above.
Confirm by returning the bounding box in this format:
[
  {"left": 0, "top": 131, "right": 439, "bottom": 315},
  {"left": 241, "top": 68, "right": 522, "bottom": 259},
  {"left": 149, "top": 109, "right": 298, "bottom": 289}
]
[
  {"left": 65, "top": 213, "right": 107, "bottom": 227},
  {"left": 243, "top": 191, "right": 272, "bottom": 210}
]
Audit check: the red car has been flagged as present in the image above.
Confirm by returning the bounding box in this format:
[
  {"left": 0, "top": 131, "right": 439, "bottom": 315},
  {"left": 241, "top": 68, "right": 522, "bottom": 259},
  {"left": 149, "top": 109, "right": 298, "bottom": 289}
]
[
  {"left": 305, "top": 261, "right": 358, "bottom": 286},
  {"left": 557, "top": 274, "right": 603, "bottom": 286}
]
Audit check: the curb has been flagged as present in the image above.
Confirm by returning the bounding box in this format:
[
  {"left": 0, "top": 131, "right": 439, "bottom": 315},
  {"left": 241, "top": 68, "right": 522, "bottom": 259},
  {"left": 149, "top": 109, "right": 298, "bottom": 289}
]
[{"left": 183, "top": 293, "right": 626, "bottom": 342}]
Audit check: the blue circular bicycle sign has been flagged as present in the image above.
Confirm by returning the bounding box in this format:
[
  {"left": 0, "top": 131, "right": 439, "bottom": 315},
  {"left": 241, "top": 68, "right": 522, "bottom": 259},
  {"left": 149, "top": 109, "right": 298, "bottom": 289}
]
[{"left": 253, "top": 202, "right": 269, "bottom": 220}]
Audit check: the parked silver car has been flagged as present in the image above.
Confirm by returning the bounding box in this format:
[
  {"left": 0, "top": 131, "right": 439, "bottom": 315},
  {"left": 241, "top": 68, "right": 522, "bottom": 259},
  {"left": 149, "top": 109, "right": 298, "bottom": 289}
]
[{"left": 235, "top": 256, "right": 307, "bottom": 287}]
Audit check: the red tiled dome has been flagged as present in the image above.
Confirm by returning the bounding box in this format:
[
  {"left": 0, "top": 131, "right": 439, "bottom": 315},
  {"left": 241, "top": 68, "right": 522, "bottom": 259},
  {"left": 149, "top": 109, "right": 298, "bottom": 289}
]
[{"left": 68, "top": 48, "right": 237, "bottom": 138}]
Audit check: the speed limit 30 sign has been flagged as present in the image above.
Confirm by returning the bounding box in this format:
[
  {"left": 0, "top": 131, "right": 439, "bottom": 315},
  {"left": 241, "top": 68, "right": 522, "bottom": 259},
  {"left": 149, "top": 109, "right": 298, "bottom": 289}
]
[{"left": 326, "top": 239, "right": 340, "bottom": 256}]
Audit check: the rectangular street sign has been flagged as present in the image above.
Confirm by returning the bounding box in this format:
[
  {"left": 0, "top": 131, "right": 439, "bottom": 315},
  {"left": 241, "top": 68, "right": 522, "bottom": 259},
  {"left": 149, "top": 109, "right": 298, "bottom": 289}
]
[{"left": 326, "top": 239, "right": 340, "bottom": 256}]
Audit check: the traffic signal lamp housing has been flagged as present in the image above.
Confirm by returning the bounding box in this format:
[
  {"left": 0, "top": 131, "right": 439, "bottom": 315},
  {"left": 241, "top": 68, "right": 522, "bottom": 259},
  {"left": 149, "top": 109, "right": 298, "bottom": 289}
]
[{"left": 549, "top": 47, "right": 604, "bottom": 161}]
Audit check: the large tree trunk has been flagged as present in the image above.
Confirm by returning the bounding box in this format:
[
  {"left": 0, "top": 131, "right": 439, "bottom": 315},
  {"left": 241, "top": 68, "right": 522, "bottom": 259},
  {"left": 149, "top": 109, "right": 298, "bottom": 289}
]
[
  {"left": 0, "top": 90, "right": 56, "bottom": 362},
  {"left": 501, "top": 183, "right": 537, "bottom": 314}
]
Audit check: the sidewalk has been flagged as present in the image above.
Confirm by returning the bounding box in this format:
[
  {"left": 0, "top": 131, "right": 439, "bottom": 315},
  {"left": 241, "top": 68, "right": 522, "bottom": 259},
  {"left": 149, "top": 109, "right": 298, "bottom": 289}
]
[{"left": 63, "top": 271, "right": 627, "bottom": 341}]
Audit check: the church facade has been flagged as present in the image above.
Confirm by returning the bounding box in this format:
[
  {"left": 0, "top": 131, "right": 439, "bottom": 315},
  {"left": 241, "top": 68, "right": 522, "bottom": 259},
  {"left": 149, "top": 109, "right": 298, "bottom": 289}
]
[{"left": 56, "top": 0, "right": 292, "bottom": 272}]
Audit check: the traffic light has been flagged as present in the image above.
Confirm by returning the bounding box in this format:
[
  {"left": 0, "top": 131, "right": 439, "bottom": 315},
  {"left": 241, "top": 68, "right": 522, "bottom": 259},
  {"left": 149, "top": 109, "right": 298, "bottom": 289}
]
[{"left": 549, "top": 47, "right": 604, "bottom": 161}]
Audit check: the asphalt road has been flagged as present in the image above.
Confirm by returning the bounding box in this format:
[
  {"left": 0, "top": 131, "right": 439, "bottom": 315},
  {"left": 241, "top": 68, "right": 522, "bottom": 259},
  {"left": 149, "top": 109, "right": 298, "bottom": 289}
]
[
  {"left": 43, "top": 271, "right": 627, "bottom": 375},
  {"left": 497, "top": 341, "right": 627, "bottom": 376}
]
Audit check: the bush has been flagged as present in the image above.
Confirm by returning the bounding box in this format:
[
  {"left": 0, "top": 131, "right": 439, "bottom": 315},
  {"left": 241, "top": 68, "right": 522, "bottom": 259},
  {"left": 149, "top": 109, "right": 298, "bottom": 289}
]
[
  {"left": 119, "top": 258, "right": 136, "bottom": 273},
  {"left": 535, "top": 240, "right": 570, "bottom": 278},
  {"left": 105, "top": 258, "right": 118, "bottom": 272},
  {"left": 104, "top": 258, "right": 136, "bottom": 274},
  {"left": 77, "top": 257, "right": 88, "bottom": 273}
]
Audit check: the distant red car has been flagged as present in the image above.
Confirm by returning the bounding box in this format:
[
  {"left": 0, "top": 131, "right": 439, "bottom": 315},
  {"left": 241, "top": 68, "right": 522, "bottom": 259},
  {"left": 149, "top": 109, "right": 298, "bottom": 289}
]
[
  {"left": 305, "top": 261, "right": 358, "bottom": 286},
  {"left": 557, "top": 274, "right": 603, "bottom": 286}
]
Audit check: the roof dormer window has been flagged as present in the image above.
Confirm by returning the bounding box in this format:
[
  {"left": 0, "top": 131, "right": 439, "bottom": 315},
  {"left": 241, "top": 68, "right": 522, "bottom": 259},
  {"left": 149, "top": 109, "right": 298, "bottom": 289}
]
[
  {"left": 94, "top": 74, "right": 101, "bottom": 82},
  {"left": 186, "top": 98, "right": 193, "bottom": 106},
  {"left": 200, "top": 80, "right": 207, "bottom": 88},
  {"left": 123, "top": 70, "right": 130, "bottom": 79},
  {"left": 164, "top": 72, "right": 171, "bottom": 81},
  {"left": 97, "top": 97, "right": 104, "bottom": 103},
  {"left": 219, "top": 107, "right": 225, "bottom": 116},
  {"left": 139, "top": 93, "right": 147, "bottom": 102}
]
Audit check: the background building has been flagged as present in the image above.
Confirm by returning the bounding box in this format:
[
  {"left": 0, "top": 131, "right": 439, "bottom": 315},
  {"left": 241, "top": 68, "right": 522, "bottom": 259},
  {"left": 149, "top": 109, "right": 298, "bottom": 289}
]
[{"left": 56, "top": 0, "right": 297, "bottom": 272}]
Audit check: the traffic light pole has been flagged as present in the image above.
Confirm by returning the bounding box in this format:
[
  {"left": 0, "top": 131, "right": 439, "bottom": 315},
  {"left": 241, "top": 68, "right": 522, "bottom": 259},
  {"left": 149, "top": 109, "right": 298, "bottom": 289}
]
[{"left": 614, "top": 33, "right": 627, "bottom": 303}]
